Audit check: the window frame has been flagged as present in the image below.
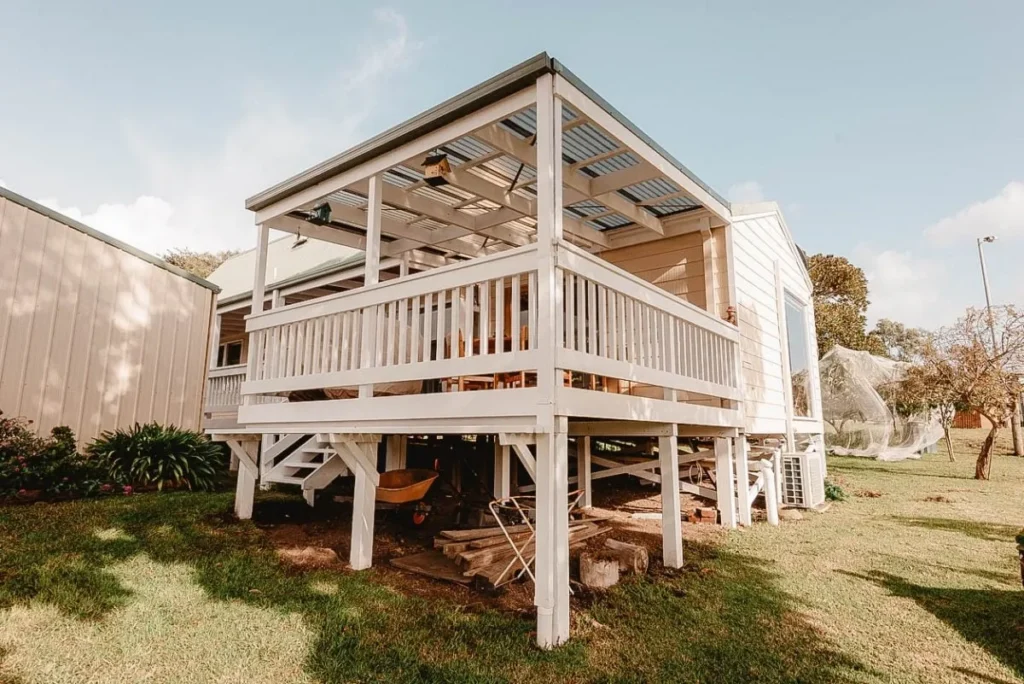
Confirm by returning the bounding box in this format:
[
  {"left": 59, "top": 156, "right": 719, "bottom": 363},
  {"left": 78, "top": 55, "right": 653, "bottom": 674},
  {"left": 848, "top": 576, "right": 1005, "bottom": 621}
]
[
  {"left": 782, "top": 289, "right": 815, "bottom": 419},
  {"left": 217, "top": 340, "right": 244, "bottom": 367}
]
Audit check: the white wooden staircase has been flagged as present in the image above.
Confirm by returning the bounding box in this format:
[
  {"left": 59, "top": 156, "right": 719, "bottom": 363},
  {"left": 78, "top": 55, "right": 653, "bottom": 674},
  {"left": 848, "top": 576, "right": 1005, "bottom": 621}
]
[{"left": 260, "top": 434, "right": 350, "bottom": 504}]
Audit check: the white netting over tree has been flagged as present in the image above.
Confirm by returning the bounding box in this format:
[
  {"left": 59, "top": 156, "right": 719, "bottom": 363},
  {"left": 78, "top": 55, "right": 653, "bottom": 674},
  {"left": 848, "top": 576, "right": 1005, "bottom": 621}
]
[{"left": 820, "top": 346, "right": 944, "bottom": 461}]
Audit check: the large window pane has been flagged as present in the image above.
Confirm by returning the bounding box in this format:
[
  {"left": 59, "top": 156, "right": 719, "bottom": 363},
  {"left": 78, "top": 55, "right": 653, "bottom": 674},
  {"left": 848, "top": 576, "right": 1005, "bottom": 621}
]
[{"left": 784, "top": 294, "right": 813, "bottom": 417}]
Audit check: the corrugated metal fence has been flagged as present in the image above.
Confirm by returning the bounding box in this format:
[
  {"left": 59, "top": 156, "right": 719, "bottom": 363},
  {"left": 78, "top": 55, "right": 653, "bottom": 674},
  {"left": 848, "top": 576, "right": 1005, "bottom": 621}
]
[{"left": 0, "top": 187, "right": 218, "bottom": 443}]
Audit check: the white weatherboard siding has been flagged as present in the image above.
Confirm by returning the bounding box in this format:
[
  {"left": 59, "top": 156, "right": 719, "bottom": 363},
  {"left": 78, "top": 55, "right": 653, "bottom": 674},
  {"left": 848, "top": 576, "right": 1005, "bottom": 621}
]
[
  {"left": 0, "top": 191, "right": 217, "bottom": 443},
  {"left": 730, "top": 206, "right": 823, "bottom": 436}
]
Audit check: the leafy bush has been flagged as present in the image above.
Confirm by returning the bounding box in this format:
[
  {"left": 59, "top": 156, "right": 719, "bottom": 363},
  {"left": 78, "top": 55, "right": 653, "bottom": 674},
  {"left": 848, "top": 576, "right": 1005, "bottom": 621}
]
[
  {"left": 0, "top": 413, "right": 108, "bottom": 498},
  {"left": 824, "top": 479, "right": 847, "bottom": 502},
  {"left": 87, "top": 423, "right": 225, "bottom": 491}
]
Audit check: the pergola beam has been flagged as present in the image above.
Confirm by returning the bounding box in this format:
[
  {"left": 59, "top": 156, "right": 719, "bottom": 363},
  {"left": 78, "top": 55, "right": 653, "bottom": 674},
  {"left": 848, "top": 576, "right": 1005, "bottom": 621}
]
[{"left": 473, "top": 124, "right": 662, "bottom": 239}]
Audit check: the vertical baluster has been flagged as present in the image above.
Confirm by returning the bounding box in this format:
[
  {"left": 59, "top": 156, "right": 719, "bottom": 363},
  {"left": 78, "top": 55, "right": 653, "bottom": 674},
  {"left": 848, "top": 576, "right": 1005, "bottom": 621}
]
[
  {"left": 565, "top": 273, "right": 575, "bottom": 351},
  {"left": 598, "top": 286, "right": 608, "bottom": 358},
  {"left": 576, "top": 275, "right": 586, "bottom": 353},
  {"left": 388, "top": 300, "right": 399, "bottom": 366},
  {"left": 611, "top": 294, "right": 620, "bottom": 361},
  {"left": 375, "top": 303, "right": 386, "bottom": 368},
  {"left": 528, "top": 271, "right": 537, "bottom": 350},
  {"left": 510, "top": 275, "right": 521, "bottom": 353},
  {"left": 406, "top": 297, "right": 416, "bottom": 364},
  {"left": 495, "top": 277, "right": 505, "bottom": 354},
  {"left": 636, "top": 302, "right": 646, "bottom": 366},
  {"left": 295, "top": 321, "right": 306, "bottom": 376},
  {"left": 311, "top": 318, "right": 322, "bottom": 374},
  {"left": 464, "top": 284, "right": 475, "bottom": 358},
  {"left": 450, "top": 287, "right": 461, "bottom": 359},
  {"left": 435, "top": 289, "right": 446, "bottom": 360},
  {"left": 423, "top": 292, "right": 434, "bottom": 363},
  {"left": 284, "top": 324, "right": 295, "bottom": 377},
  {"left": 340, "top": 313, "right": 351, "bottom": 371},
  {"left": 587, "top": 280, "right": 597, "bottom": 355},
  {"left": 480, "top": 280, "right": 490, "bottom": 357},
  {"left": 331, "top": 314, "right": 342, "bottom": 373}
]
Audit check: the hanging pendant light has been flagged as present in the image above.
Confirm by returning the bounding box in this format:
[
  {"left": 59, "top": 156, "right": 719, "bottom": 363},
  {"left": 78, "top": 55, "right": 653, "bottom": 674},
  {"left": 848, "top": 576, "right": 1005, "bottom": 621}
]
[{"left": 422, "top": 152, "right": 451, "bottom": 187}]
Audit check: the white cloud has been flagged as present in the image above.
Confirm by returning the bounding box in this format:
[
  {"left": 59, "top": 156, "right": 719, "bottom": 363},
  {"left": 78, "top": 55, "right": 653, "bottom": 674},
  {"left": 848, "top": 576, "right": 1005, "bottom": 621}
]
[
  {"left": 727, "top": 180, "right": 765, "bottom": 204},
  {"left": 856, "top": 245, "right": 953, "bottom": 327},
  {"left": 37, "top": 10, "right": 422, "bottom": 256},
  {"left": 38, "top": 196, "right": 175, "bottom": 256},
  {"left": 0, "top": 179, "right": 6, "bottom": 188},
  {"left": 924, "top": 181, "right": 1024, "bottom": 244}
]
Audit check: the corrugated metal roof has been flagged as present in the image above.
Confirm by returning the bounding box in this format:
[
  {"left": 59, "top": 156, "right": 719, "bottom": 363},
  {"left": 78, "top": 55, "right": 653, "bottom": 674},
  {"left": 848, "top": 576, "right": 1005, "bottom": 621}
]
[{"left": 245, "top": 53, "right": 729, "bottom": 216}]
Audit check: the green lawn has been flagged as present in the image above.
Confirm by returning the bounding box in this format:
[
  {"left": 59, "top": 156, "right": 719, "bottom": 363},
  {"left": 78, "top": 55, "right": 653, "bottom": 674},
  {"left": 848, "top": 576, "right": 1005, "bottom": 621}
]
[{"left": 1, "top": 429, "right": 1022, "bottom": 683}]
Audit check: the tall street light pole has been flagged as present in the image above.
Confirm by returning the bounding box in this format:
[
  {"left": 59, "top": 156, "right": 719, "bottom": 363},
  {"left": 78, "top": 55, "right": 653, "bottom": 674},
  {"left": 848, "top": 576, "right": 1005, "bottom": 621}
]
[
  {"left": 977, "top": 235, "right": 998, "bottom": 353},
  {"left": 978, "top": 235, "right": 1023, "bottom": 456}
]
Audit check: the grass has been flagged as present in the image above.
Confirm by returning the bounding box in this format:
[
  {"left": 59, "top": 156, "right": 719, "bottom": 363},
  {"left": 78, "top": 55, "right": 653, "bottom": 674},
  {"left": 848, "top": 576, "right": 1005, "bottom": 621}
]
[{"left": 0, "top": 428, "right": 1021, "bottom": 683}]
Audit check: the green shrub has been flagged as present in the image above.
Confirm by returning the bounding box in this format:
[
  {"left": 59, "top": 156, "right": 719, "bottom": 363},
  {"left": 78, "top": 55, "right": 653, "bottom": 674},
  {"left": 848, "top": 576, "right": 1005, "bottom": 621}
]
[
  {"left": 87, "top": 423, "right": 224, "bottom": 491},
  {"left": 0, "top": 413, "right": 108, "bottom": 498},
  {"left": 824, "top": 479, "right": 847, "bottom": 502}
]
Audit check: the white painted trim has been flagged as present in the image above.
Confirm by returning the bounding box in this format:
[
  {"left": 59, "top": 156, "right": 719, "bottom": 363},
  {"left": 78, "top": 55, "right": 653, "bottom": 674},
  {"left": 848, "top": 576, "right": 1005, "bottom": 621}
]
[
  {"left": 554, "top": 387, "right": 743, "bottom": 427},
  {"left": 556, "top": 349, "right": 742, "bottom": 400}
]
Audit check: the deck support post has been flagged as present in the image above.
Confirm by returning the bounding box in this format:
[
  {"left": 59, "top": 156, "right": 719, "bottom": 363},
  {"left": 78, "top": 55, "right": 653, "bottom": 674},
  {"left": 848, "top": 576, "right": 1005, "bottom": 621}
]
[
  {"left": 494, "top": 441, "right": 511, "bottom": 499},
  {"left": 715, "top": 437, "right": 737, "bottom": 529},
  {"left": 533, "top": 72, "right": 569, "bottom": 649},
  {"left": 760, "top": 460, "right": 779, "bottom": 526},
  {"left": 220, "top": 438, "right": 260, "bottom": 520},
  {"left": 577, "top": 436, "right": 592, "bottom": 509},
  {"left": 659, "top": 429, "right": 683, "bottom": 568},
  {"left": 329, "top": 434, "right": 382, "bottom": 570},
  {"left": 385, "top": 435, "right": 407, "bottom": 471},
  {"left": 735, "top": 435, "right": 752, "bottom": 526}
]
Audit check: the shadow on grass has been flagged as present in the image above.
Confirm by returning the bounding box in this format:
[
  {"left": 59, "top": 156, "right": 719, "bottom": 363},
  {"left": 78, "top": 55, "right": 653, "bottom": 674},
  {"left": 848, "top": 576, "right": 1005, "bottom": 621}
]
[
  {"left": 889, "top": 516, "right": 1020, "bottom": 543},
  {"left": 849, "top": 571, "right": 1024, "bottom": 680},
  {"left": 1, "top": 493, "right": 868, "bottom": 683}
]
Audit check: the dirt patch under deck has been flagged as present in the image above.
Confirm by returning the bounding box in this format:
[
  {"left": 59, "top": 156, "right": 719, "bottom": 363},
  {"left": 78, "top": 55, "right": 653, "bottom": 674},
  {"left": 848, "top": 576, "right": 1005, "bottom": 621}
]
[{"left": 257, "top": 481, "right": 723, "bottom": 616}]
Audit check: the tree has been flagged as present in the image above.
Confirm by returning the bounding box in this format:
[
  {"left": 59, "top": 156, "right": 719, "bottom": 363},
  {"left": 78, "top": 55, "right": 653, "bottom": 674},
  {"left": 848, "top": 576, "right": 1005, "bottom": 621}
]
[
  {"left": 807, "top": 254, "right": 881, "bottom": 357},
  {"left": 162, "top": 248, "right": 238, "bottom": 278},
  {"left": 909, "top": 306, "right": 1024, "bottom": 479},
  {"left": 868, "top": 319, "right": 930, "bottom": 362}
]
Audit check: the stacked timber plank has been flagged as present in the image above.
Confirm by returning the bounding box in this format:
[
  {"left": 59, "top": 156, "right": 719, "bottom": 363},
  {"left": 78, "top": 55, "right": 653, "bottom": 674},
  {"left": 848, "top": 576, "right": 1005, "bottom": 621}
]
[{"left": 433, "top": 521, "right": 609, "bottom": 587}]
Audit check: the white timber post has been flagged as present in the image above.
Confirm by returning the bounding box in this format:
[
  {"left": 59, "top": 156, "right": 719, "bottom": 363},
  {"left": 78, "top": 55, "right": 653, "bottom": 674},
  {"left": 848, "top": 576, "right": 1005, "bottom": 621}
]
[
  {"left": 659, "top": 428, "right": 683, "bottom": 568},
  {"left": 385, "top": 435, "right": 407, "bottom": 471},
  {"left": 399, "top": 253, "right": 410, "bottom": 278},
  {"left": 232, "top": 224, "right": 269, "bottom": 517},
  {"left": 735, "top": 435, "right": 752, "bottom": 527},
  {"left": 260, "top": 289, "right": 284, "bottom": 488},
  {"left": 331, "top": 435, "right": 381, "bottom": 571},
  {"left": 494, "top": 441, "right": 511, "bottom": 499},
  {"left": 360, "top": 176, "right": 383, "bottom": 399},
  {"left": 760, "top": 460, "right": 779, "bottom": 526},
  {"left": 227, "top": 439, "right": 259, "bottom": 520},
  {"left": 715, "top": 437, "right": 737, "bottom": 529},
  {"left": 208, "top": 312, "right": 222, "bottom": 371},
  {"left": 577, "top": 436, "right": 592, "bottom": 509},
  {"left": 534, "top": 72, "right": 570, "bottom": 649}
]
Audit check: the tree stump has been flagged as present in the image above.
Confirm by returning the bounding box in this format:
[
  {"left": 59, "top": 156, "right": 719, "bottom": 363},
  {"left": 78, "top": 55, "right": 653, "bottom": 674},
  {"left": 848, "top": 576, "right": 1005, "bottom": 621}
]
[
  {"left": 603, "top": 539, "right": 649, "bottom": 575},
  {"left": 580, "top": 552, "right": 620, "bottom": 589}
]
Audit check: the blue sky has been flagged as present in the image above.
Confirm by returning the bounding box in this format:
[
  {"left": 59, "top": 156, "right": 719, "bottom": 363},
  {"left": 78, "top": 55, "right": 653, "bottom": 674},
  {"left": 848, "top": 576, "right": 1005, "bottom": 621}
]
[{"left": 2, "top": 0, "right": 1022, "bottom": 329}]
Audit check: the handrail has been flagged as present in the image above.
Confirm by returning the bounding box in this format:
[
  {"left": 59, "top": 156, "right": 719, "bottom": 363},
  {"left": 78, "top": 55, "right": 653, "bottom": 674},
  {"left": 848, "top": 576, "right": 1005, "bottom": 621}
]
[
  {"left": 208, "top": 364, "right": 247, "bottom": 378},
  {"left": 246, "top": 243, "right": 540, "bottom": 333},
  {"left": 555, "top": 240, "right": 738, "bottom": 339}
]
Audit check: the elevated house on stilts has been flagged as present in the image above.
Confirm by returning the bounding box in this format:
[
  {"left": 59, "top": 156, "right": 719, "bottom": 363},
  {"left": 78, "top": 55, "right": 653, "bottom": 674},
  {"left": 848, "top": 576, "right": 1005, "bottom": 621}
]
[{"left": 206, "top": 54, "right": 826, "bottom": 648}]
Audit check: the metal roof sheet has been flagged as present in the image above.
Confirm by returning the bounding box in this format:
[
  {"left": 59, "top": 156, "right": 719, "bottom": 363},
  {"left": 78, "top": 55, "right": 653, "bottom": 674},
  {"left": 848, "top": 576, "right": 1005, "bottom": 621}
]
[{"left": 245, "top": 53, "right": 729, "bottom": 215}]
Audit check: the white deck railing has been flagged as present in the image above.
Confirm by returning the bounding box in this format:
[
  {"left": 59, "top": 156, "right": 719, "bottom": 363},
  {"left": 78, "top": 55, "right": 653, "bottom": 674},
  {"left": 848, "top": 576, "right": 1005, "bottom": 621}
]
[
  {"left": 242, "top": 244, "right": 541, "bottom": 397},
  {"left": 205, "top": 364, "right": 247, "bottom": 412},
  {"left": 554, "top": 242, "right": 741, "bottom": 401},
  {"left": 237, "top": 240, "right": 740, "bottom": 410}
]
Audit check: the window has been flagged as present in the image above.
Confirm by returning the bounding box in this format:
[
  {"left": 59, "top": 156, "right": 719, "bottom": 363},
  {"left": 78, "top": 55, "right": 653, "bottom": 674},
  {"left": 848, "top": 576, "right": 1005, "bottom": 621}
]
[
  {"left": 218, "top": 341, "right": 243, "bottom": 367},
  {"left": 784, "top": 292, "right": 813, "bottom": 418}
]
